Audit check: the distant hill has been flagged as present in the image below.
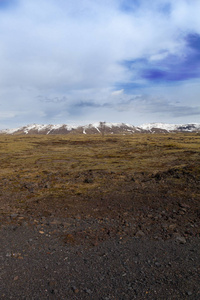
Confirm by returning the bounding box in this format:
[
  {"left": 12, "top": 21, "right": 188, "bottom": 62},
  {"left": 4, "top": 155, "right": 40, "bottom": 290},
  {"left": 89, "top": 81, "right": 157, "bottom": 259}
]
[{"left": 0, "top": 122, "right": 200, "bottom": 135}]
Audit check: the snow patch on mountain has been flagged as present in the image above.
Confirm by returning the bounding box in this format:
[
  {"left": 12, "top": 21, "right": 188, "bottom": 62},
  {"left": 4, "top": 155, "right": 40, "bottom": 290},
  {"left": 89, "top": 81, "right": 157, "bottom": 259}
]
[
  {"left": 140, "top": 123, "right": 200, "bottom": 132},
  {"left": 0, "top": 122, "right": 200, "bottom": 135},
  {"left": 140, "top": 123, "right": 178, "bottom": 131}
]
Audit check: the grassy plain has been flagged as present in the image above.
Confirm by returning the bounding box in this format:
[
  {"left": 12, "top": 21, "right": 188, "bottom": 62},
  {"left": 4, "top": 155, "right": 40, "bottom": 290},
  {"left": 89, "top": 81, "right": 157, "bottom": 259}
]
[{"left": 0, "top": 133, "right": 200, "bottom": 226}]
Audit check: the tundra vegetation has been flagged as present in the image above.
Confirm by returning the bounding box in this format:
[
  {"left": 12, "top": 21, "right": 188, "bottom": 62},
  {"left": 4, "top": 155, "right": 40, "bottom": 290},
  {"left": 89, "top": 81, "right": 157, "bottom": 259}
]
[{"left": 0, "top": 133, "right": 199, "bottom": 236}]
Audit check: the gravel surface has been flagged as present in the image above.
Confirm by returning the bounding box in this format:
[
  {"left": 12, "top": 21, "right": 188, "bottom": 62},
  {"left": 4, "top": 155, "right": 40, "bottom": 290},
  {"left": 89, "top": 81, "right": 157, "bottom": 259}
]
[
  {"left": 1, "top": 158, "right": 200, "bottom": 299},
  {"left": 1, "top": 215, "right": 200, "bottom": 300}
]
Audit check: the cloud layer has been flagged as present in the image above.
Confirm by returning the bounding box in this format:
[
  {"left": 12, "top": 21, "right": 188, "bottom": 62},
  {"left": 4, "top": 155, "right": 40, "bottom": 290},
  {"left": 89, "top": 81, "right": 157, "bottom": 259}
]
[{"left": 0, "top": 0, "right": 200, "bottom": 128}]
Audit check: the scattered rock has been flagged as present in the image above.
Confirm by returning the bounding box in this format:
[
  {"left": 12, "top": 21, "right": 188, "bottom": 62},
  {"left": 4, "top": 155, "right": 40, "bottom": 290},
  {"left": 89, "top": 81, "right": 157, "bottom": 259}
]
[
  {"left": 84, "top": 288, "right": 92, "bottom": 294},
  {"left": 168, "top": 224, "right": 177, "bottom": 231},
  {"left": 147, "top": 214, "right": 153, "bottom": 218},
  {"left": 84, "top": 178, "right": 93, "bottom": 184},
  {"left": 135, "top": 230, "right": 145, "bottom": 238},
  {"left": 179, "top": 203, "right": 190, "bottom": 209},
  {"left": 63, "top": 234, "right": 75, "bottom": 244},
  {"left": 10, "top": 214, "right": 18, "bottom": 219},
  {"left": 175, "top": 236, "right": 187, "bottom": 244},
  {"left": 44, "top": 183, "right": 50, "bottom": 189},
  {"left": 187, "top": 291, "right": 193, "bottom": 296},
  {"left": 155, "top": 262, "right": 161, "bottom": 267},
  {"left": 71, "top": 286, "right": 79, "bottom": 294}
]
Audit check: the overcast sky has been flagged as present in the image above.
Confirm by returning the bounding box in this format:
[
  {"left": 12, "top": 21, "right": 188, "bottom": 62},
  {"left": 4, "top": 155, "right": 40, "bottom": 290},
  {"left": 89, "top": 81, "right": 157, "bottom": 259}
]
[{"left": 0, "top": 0, "right": 200, "bottom": 129}]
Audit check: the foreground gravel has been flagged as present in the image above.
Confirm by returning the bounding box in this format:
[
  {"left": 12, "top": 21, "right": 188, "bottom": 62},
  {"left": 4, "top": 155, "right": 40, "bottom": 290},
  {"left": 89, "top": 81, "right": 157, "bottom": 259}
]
[
  {"left": 1, "top": 159, "right": 200, "bottom": 299},
  {"left": 1, "top": 219, "right": 200, "bottom": 300}
]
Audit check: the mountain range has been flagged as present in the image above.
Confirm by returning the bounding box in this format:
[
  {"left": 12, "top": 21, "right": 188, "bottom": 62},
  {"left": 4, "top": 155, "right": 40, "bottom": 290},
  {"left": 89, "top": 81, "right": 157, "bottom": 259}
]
[{"left": 0, "top": 122, "right": 200, "bottom": 135}]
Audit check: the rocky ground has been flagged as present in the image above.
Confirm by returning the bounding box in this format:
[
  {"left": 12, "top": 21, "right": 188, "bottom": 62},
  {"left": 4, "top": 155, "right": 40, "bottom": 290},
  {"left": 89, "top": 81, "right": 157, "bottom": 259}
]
[
  {"left": 1, "top": 223, "right": 199, "bottom": 300},
  {"left": 0, "top": 134, "right": 200, "bottom": 299},
  {"left": 1, "top": 166, "right": 200, "bottom": 299}
]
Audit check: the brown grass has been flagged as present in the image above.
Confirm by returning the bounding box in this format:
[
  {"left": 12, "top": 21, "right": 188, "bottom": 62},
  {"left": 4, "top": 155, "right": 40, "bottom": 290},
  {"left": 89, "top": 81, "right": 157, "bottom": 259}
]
[{"left": 0, "top": 133, "right": 199, "bottom": 219}]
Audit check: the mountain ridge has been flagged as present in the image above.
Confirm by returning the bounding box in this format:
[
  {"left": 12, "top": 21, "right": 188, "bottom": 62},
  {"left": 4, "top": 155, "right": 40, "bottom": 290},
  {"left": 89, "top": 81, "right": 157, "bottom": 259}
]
[{"left": 0, "top": 122, "right": 200, "bottom": 135}]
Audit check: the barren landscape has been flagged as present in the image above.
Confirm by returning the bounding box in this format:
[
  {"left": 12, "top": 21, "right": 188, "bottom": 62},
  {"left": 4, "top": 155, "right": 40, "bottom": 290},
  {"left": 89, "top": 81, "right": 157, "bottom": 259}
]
[{"left": 0, "top": 133, "right": 200, "bottom": 299}]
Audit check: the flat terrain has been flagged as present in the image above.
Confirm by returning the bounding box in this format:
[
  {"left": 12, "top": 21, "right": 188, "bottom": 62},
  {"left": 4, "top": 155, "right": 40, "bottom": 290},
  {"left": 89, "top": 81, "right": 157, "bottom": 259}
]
[{"left": 0, "top": 133, "right": 200, "bottom": 299}]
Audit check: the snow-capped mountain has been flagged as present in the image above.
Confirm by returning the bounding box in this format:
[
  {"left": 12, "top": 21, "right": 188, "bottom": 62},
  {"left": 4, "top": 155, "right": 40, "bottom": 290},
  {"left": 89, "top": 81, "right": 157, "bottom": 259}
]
[
  {"left": 0, "top": 122, "right": 200, "bottom": 135},
  {"left": 0, "top": 122, "right": 139, "bottom": 135},
  {"left": 139, "top": 123, "right": 200, "bottom": 132}
]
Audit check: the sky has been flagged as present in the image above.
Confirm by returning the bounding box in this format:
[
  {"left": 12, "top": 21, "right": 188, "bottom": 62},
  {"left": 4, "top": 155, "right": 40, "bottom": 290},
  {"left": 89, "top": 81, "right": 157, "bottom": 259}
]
[{"left": 0, "top": 0, "right": 200, "bottom": 129}]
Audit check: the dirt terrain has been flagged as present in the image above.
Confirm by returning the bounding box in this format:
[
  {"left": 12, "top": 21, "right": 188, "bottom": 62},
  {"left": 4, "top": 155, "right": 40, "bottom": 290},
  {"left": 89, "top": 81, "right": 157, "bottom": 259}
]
[{"left": 0, "top": 133, "right": 200, "bottom": 299}]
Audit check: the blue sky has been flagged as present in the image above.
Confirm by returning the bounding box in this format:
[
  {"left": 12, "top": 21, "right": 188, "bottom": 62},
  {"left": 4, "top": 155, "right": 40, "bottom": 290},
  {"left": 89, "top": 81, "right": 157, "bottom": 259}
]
[{"left": 0, "top": 0, "right": 200, "bottom": 128}]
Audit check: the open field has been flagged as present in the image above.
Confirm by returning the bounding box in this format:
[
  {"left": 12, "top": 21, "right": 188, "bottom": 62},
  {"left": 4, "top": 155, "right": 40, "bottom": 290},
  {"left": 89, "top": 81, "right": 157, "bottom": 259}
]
[
  {"left": 1, "top": 133, "right": 200, "bottom": 299},
  {"left": 1, "top": 133, "right": 200, "bottom": 221}
]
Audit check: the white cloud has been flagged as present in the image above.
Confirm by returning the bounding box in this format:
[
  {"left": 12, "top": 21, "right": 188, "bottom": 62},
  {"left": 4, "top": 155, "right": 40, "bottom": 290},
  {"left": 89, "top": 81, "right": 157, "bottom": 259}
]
[
  {"left": 171, "top": 0, "right": 200, "bottom": 32},
  {"left": 0, "top": 0, "right": 200, "bottom": 128},
  {"left": 0, "top": 112, "right": 17, "bottom": 119},
  {"left": 111, "top": 89, "right": 124, "bottom": 96}
]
